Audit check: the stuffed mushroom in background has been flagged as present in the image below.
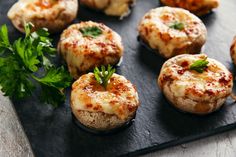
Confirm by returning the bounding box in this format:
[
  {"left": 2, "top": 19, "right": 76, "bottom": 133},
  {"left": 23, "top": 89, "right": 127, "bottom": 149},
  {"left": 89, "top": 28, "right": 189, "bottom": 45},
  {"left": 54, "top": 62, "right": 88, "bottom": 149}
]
[
  {"left": 160, "top": 0, "right": 219, "bottom": 16},
  {"left": 230, "top": 36, "right": 236, "bottom": 65},
  {"left": 58, "top": 21, "right": 124, "bottom": 79},
  {"left": 158, "top": 54, "right": 233, "bottom": 115},
  {"left": 80, "top": 0, "right": 136, "bottom": 19},
  {"left": 7, "top": 0, "right": 78, "bottom": 33},
  {"left": 71, "top": 66, "right": 139, "bottom": 132},
  {"left": 138, "top": 7, "right": 207, "bottom": 59}
]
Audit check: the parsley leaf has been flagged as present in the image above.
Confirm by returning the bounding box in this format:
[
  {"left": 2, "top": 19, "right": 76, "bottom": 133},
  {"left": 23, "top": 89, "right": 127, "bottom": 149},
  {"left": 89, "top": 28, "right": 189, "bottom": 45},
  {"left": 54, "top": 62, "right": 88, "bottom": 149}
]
[
  {"left": 32, "top": 66, "right": 72, "bottom": 107},
  {"left": 39, "top": 85, "right": 66, "bottom": 107},
  {"left": 32, "top": 66, "right": 72, "bottom": 89},
  {"left": 79, "top": 26, "right": 102, "bottom": 38},
  {"left": 0, "top": 24, "right": 12, "bottom": 54},
  {"left": 0, "top": 23, "right": 73, "bottom": 106},
  {"left": 94, "top": 65, "right": 116, "bottom": 88},
  {"left": 190, "top": 57, "right": 209, "bottom": 73},
  {"left": 169, "top": 22, "right": 185, "bottom": 30},
  {"left": 14, "top": 38, "right": 40, "bottom": 72},
  {"left": 11, "top": 23, "right": 56, "bottom": 72},
  {"left": 0, "top": 56, "right": 34, "bottom": 99},
  {"left": 24, "top": 22, "right": 34, "bottom": 38}
]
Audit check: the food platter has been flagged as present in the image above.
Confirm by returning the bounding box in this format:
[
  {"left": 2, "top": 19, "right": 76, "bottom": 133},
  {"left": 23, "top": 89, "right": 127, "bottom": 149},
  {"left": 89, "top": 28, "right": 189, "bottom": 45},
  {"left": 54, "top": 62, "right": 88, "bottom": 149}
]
[{"left": 1, "top": 0, "right": 236, "bottom": 157}]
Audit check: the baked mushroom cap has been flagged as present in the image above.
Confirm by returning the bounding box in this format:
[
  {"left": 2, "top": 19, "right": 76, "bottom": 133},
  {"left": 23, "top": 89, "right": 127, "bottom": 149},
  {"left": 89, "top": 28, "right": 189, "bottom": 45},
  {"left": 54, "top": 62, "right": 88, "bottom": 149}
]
[
  {"left": 138, "top": 6, "right": 207, "bottom": 59},
  {"left": 80, "top": 0, "right": 136, "bottom": 19},
  {"left": 230, "top": 36, "right": 236, "bottom": 65},
  {"left": 160, "top": 0, "right": 219, "bottom": 16},
  {"left": 158, "top": 54, "right": 233, "bottom": 114},
  {"left": 71, "top": 73, "right": 139, "bottom": 131},
  {"left": 58, "top": 21, "right": 124, "bottom": 79},
  {"left": 7, "top": 0, "right": 78, "bottom": 33}
]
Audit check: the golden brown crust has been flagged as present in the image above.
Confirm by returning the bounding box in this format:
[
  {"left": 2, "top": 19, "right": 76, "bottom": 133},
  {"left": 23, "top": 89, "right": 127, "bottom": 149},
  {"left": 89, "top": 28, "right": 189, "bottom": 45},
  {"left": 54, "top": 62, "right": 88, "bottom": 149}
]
[
  {"left": 158, "top": 54, "right": 233, "bottom": 114},
  {"left": 160, "top": 0, "right": 219, "bottom": 16},
  {"left": 58, "top": 21, "right": 124, "bottom": 79},
  {"left": 138, "top": 7, "right": 207, "bottom": 59},
  {"left": 71, "top": 73, "right": 139, "bottom": 130},
  {"left": 7, "top": 0, "right": 78, "bottom": 33}
]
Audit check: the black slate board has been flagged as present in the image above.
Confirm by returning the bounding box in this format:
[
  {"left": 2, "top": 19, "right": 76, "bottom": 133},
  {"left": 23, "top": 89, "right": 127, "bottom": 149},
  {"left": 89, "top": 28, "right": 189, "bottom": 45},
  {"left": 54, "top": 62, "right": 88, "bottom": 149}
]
[{"left": 1, "top": 0, "right": 236, "bottom": 157}]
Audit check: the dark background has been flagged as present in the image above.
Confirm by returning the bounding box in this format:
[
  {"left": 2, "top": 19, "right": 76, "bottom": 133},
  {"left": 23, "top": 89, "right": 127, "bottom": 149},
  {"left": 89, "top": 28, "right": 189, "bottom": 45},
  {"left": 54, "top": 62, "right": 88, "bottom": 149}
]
[{"left": 1, "top": 0, "right": 236, "bottom": 157}]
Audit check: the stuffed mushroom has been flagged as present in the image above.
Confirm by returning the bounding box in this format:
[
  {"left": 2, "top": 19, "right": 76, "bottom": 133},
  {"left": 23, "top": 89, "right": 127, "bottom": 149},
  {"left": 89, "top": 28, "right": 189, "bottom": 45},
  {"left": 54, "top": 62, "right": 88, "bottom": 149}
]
[
  {"left": 230, "top": 36, "right": 236, "bottom": 65},
  {"left": 138, "top": 7, "right": 207, "bottom": 59},
  {"left": 58, "top": 21, "right": 124, "bottom": 79},
  {"left": 160, "top": 0, "right": 219, "bottom": 16},
  {"left": 80, "top": 0, "right": 136, "bottom": 19},
  {"left": 7, "top": 0, "right": 78, "bottom": 33},
  {"left": 158, "top": 54, "right": 233, "bottom": 114},
  {"left": 71, "top": 72, "right": 139, "bottom": 132}
]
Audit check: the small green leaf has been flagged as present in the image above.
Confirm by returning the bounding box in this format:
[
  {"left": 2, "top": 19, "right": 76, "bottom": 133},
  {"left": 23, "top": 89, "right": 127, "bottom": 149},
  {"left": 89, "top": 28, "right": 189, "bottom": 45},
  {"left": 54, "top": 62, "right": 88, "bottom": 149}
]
[
  {"left": 24, "top": 22, "right": 34, "bottom": 38},
  {"left": 32, "top": 66, "right": 72, "bottom": 106},
  {"left": 190, "top": 57, "right": 209, "bottom": 73},
  {"left": 0, "top": 25, "right": 10, "bottom": 46},
  {"left": 93, "top": 65, "right": 116, "bottom": 88},
  {"left": 0, "top": 56, "right": 35, "bottom": 99},
  {"left": 42, "top": 47, "right": 56, "bottom": 55},
  {"left": 0, "top": 24, "right": 13, "bottom": 53},
  {"left": 14, "top": 38, "right": 40, "bottom": 72},
  {"left": 79, "top": 26, "right": 103, "bottom": 38},
  {"left": 36, "top": 28, "right": 49, "bottom": 37},
  {"left": 32, "top": 66, "right": 72, "bottom": 89},
  {"left": 169, "top": 22, "right": 185, "bottom": 30},
  {"left": 42, "top": 55, "right": 53, "bottom": 69},
  {"left": 94, "top": 67, "right": 103, "bottom": 84},
  {"left": 39, "top": 84, "right": 65, "bottom": 107}
]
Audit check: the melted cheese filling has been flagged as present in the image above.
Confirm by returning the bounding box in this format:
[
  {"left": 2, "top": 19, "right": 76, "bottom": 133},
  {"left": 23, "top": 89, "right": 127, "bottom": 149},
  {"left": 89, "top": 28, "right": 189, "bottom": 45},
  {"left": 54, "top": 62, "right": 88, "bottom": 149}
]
[
  {"left": 8, "top": 0, "right": 64, "bottom": 19},
  {"left": 138, "top": 7, "right": 206, "bottom": 58},
  {"left": 81, "top": 0, "right": 135, "bottom": 17},
  {"left": 159, "top": 54, "right": 233, "bottom": 102},
  {"left": 71, "top": 73, "right": 139, "bottom": 120},
  {"left": 59, "top": 21, "right": 123, "bottom": 79}
]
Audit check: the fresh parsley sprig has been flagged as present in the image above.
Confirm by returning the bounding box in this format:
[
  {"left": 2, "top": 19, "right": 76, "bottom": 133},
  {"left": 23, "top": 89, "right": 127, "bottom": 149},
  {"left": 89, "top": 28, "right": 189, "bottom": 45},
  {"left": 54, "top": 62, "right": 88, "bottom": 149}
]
[
  {"left": 0, "top": 23, "right": 72, "bottom": 107},
  {"left": 169, "top": 21, "right": 185, "bottom": 30},
  {"left": 190, "top": 57, "right": 209, "bottom": 73},
  {"left": 94, "top": 65, "right": 116, "bottom": 89},
  {"left": 0, "top": 25, "right": 12, "bottom": 53},
  {"left": 79, "top": 26, "right": 102, "bottom": 38},
  {"left": 31, "top": 67, "right": 72, "bottom": 106}
]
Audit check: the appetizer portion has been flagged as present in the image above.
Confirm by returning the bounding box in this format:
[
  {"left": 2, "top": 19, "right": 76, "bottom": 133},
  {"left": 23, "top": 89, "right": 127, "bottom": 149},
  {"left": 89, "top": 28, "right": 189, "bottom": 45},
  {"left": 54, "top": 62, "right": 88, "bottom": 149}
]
[
  {"left": 160, "top": 0, "right": 219, "bottom": 16},
  {"left": 158, "top": 54, "right": 233, "bottom": 114},
  {"left": 230, "top": 36, "right": 236, "bottom": 65},
  {"left": 71, "top": 65, "right": 139, "bottom": 131},
  {"left": 7, "top": 0, "right": 78, "bottom": 33},
  {"left": 58, "top": 21, "right": 124, "bottom": 79},
  {"left": 80, "top": 0, "right": 136, "bottom": 19},
  {"left": 138, "top": 7, "right": 207, "bottom": 59}
]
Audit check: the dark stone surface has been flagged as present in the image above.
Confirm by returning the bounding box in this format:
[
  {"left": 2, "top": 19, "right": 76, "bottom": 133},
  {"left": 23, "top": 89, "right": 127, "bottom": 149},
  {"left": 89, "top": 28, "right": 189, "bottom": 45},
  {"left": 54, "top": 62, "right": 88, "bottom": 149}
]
[{"left": 1, "top": 0, "right": 236, "bottom": 157}]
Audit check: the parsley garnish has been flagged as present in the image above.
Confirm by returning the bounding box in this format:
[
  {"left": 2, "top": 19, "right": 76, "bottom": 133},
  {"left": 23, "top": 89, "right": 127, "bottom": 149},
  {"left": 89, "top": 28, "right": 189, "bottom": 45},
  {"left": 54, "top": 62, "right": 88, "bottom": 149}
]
[
  {"left": 190, "top": 57, "right": 209, "bottom": 73},
  {"left": 169, "top": 22, "right": 185, "bottom": 30},
  {"left": 94, "top": 65, "right": 116, "bottom": 89},
  {"left": 0, "top": 23, "right": 72, "bottom": 107},
  {"left": 31, "top": 67, "right": 72, "bottom": 106},
  {"left": 79, "top": 26, "right": 102, "bottom": 38}
]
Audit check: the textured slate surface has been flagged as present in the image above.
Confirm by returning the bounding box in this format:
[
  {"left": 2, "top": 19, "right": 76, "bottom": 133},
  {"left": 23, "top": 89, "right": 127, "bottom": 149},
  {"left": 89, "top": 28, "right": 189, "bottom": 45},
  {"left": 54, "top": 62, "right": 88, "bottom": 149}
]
[{"left": 1, "top": 0, "right": 236, "bottom": 157}]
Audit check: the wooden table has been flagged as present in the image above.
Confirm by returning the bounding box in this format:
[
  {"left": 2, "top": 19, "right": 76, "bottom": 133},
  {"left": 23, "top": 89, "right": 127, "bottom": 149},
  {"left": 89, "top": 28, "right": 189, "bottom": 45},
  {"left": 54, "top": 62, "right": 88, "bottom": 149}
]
[{"left": 1, "top": 91, "right": 236, "bottom": 157}]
